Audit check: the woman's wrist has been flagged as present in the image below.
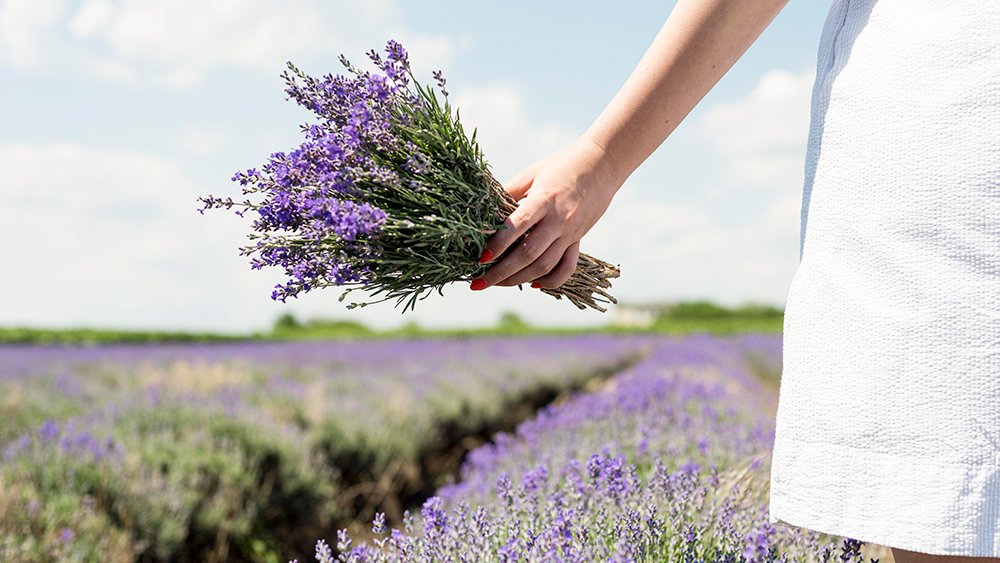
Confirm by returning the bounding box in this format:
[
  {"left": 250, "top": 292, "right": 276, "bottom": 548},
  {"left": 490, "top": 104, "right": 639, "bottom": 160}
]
[{"left": 575, "top": 134, "right": 631, "bottom": 202}]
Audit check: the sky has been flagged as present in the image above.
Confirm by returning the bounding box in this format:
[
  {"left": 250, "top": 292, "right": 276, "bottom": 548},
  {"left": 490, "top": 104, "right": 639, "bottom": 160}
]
[{"left": 0, "top": 0, "right": 833, "bottom": 333}]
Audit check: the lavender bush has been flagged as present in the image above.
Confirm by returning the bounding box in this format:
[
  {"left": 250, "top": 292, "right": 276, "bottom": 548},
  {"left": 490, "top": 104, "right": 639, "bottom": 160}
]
[
  {"left": 0, "top": 336, "right": 643, "bottom": 562},
  {"left": 437, "top": 336, "right": 780, "bottom": 506},
  {"left": 306, "top": 336, "right": 874, "bottom": 563},
  {"left": 1, "top": 388, "right": 333, "bottom": 563},
  {"left": 199, "top": 41, "right": 619, "bottom": 311},
  {"left": 2, "top": 335, "right": 865, "bottom": 563}
]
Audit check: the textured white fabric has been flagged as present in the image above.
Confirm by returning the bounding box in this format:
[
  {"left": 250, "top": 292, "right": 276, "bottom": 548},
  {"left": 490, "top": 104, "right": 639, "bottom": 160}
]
[{"left": 770, "top": 0, "right": 1000, "bottom": 556}]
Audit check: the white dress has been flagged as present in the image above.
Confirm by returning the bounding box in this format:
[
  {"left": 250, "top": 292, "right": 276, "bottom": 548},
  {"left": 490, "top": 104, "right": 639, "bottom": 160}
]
[{"left": 770, "top": 0, "right": 1000, "bottom": 556}]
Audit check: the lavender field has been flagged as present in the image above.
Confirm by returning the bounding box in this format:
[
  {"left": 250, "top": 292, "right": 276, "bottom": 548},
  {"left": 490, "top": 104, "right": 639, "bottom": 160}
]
[{"left": 0, "top": 335, "right": 865, "bottom": 563}]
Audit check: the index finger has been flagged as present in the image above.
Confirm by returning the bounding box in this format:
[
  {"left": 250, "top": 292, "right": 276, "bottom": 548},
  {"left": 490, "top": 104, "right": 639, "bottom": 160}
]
[{"left": 478, "top": 196, "right": 546, "bottom": 264}]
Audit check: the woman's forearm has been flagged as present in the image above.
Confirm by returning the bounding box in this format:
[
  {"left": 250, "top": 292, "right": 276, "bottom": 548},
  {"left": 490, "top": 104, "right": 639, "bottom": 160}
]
[{"left": 584, "top": 0, "right": 790, "bottom": 188}]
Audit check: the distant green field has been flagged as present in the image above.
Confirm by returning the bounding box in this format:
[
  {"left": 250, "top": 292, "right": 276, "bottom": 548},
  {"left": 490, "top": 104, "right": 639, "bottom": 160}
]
[
  {"left": 0, "top": 327, "right": 244, "bottom": 346},
  {"left": 0, "top": 301, "right": 782, "bottom": 345},
  {"left": 638, "top": 301, "right": 784, "bottom": 335}
]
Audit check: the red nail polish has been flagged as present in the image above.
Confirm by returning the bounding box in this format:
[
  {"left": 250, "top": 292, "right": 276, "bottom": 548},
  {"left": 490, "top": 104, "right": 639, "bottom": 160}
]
[
  {"left": 478, "top": 250, "right": 493, "bottom": 264},
  {"left": 531, "top": 283, "right": 542, "bottom": 289},
  {"left": 470, "top": 278, "right": 487, "bottom": 291}
]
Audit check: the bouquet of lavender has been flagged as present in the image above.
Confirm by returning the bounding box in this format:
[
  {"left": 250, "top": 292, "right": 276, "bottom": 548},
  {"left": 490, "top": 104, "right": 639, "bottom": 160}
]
[{"left": 200, "top": 41, "right": 619, "bottom": 311}]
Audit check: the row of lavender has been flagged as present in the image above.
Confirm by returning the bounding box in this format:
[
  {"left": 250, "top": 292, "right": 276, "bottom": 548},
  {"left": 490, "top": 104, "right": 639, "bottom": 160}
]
[
  {"left": 313, "top": 335, "right": 869, "bottom": 563},
  {"left": 0, "top": 336, "right": 643, "bottom": 563}
]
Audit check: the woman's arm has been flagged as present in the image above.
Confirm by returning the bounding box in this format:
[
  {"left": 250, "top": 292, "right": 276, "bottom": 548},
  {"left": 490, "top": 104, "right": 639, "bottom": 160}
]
[{"left": 473, "top": 0, "right": 789, "bottom": 290}]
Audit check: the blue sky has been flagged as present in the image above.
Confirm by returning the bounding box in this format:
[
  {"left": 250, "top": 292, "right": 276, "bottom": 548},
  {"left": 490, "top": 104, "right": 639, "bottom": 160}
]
[{"left": 0, "top": 0, "right": 832, "bottom": 332}]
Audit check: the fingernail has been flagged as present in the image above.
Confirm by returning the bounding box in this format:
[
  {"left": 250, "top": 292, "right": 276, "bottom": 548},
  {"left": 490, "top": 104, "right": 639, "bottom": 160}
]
[
  {"left": 531, "top": 283, "right": 542, "bottom": 289},
  {"left": 478, "top": 250, "right": 493, "bottom": 264},
  {"left": 470, "top": 278, "right": 487, "bottom": 291}
]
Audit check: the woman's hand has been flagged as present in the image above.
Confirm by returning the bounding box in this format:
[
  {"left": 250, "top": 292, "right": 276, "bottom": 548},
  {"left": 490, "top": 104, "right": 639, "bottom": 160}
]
[{"left": 472, "top": 136, "right": 624, "bottom": 290}]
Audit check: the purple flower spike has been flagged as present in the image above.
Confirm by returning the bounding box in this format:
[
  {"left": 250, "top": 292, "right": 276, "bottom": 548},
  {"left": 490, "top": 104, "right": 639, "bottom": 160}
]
[
  {"left": 39, "top": 419, "right": 59, "bottom": 442},
  {"left": 316, "top": 538, "right": 335, "bottom": 563},
  {"left": 372, "top": 512, "right": 386, "bottom": 535},
  {"left": 743, "top": 525, "right": 774, "bottom": 563},
  {"left": 420, "top": 497, "right": 448, "bottom": 532}
]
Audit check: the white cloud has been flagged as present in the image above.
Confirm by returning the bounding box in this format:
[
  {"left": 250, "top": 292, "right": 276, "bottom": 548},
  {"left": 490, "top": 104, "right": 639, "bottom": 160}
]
[
  {"left": 451, "top": 84, "right": 578, "bottom": 182},
  {"left": 177, "top": 124, "right": 227, "bottom": 156},
  {"left": 91, "top": 57, "right": 137, "bottom": 82},
  {"left": 0, "top": 0, "right": 457, "bottom": 90},
  {"left": 67, "top": 0, "right": 111, "bottom": 37},
  {"left": 699, "top": 69, "right": 814, "bottom": 193},
  {"left": 585, "top": 191, "right": 800, "bottom": 307},
  {"left": 0, "top": 0, "right": 66, "bottom": 69},
  {"left": 390, "top": 30, "right": 464, "bottom": 80},
  {"left": 0, "top": 142, "right": 249, "bottom": 329}
]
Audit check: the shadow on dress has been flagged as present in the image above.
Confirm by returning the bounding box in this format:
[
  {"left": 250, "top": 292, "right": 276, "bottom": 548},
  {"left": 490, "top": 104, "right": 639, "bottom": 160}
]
[{"left": 799, "top": 0, "right": 876, "bottom": 259}]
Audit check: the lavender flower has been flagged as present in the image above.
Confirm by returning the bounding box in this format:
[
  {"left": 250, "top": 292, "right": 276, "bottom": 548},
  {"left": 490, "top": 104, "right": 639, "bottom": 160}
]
[
  {"left": 39, "top": 419, "right": 59, "bottom": 442},
  {"left": 60, "top": 528, "right": 75, "bottom": 544},
  {"left": 317, "top": 539, "right": 335, "bottom": 563},
  {"left": 372, "top": 512, "right": 386, "bottom": 536},
  {"left": 744, "top": 525, "right": 773, "bottom": 563}
]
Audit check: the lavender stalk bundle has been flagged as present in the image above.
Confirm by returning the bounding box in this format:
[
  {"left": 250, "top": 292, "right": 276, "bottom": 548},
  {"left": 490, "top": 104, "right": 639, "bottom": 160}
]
[{"left": 200, "top": 41, "right": 619, "bottom": 312}]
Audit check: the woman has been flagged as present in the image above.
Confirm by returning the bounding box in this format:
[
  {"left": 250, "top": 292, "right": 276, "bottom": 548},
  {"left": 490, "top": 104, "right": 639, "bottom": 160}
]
[{"left": 472, "top": 1, "right": 1000, "bottom": 561}]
